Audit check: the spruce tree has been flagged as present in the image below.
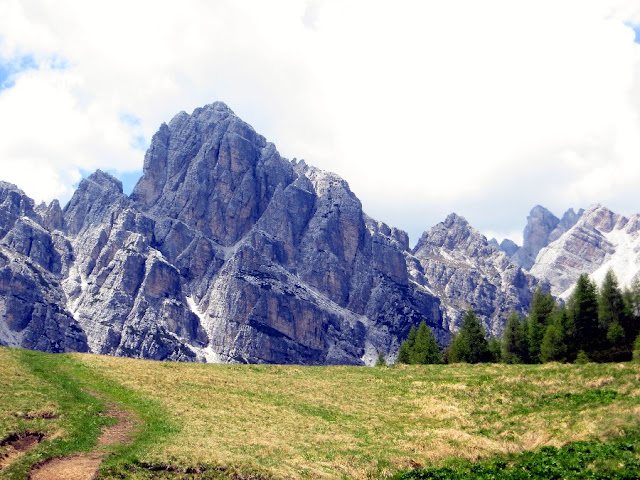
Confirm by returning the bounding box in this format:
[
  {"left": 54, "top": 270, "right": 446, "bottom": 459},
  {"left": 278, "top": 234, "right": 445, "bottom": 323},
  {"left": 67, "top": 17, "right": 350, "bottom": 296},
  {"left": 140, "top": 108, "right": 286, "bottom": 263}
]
[
  {"left": 410, "top": 321, "right": 442, "bottom": 364},
  {"left": 634, "top": 334, "right": 640, "bottom": 363},
  {"left": 598, "top": 270, "right": 632, "bottom": 342},
  {"left": 397, "top": 325, "right": 416, "bottom": 364},
  {"left": 397, "top": 322, "right": 441, "bottom": 364},
  {"left": 447, "top": 310, "right": 489, "bottom": 363},
  {"left": 540, "top": 310, "right": 569, "bottom": 363},
  {"left": 487, "top": 337, "right": 501, "bottom": 363},
  {"left": 527, "top": 287, "right": 555, "bottom": 363},
  {"left": 501, "top": 311, "right": 528, "bottom": 364},
  {"left": 567, "top": 274, "right": 599, "bottom": 357}
]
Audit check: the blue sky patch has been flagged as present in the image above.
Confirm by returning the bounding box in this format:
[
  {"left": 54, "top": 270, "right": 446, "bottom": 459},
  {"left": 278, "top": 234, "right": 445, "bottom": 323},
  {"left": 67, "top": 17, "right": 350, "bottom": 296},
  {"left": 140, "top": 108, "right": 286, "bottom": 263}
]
[
  {"left": 119, "top": 112, "right": 148, "bottom": 151},
  {"left": 626, "top": 23, "right": 640, "bottom": 44},
  {"left": 130, "top": 135, "right": 148, "bottom": 151},
  {"left": 119, "top": 111, "right": 142, "bottom": 127},
  {"left": 118, "top": 170, "right": 143, "bottom": 195},
  {"left": 0, "top": 53, "right": 69, "bottom": 92},
  {"left": 0, "top": 54, "right": 38, "bottom": 91}
]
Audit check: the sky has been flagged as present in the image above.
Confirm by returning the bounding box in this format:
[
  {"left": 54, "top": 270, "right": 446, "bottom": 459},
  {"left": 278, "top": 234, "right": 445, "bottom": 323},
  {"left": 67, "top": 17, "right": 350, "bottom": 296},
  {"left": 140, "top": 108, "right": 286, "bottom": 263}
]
[{"left": 1, "top": 1, "right": 640, "bottom": 246}]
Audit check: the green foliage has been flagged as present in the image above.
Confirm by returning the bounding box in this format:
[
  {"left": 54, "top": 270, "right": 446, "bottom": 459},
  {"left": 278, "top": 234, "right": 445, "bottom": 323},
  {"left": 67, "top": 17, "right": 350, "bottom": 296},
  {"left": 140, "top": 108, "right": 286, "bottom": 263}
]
[
  {"left": 624, "top": 278, "right": 640, "bottom": 318},
  {"left": 487, "top": 337, "right": 501, "bottom": 363},
  {"left": 501, "top": 311, "right": 528, "bottom": 364},
  {"left": 527, "top": 287, "right": 555, "bottom": 363},
  {"left": 567, "top": 274, "right": 599, "bottom": 356},
  {"left": 397, "top": 326, "right": 417, "bottom": 364},
  {"left": 397, "top": 321, "right": 441, "bottom": 364},
  {"left": 447, "top": 310, "right": 490, "bottom": 364},
  {"left": 394, "top": 433, "right": 640, "bottom": 480},
  {"left": 575, "top": 350, "right": 590, "bottom": 364},
  {"left": 376, "top": 352, "right": 387, "bottom": 367},
  {"left": 607, "top": 321, "right": 625, "bottom": 346},
  {"left": 634, "top": 334, "right": 640, "bottom": 363},
  {"left": 599, "top": 270, "right": 628, "bottom": 329},
  {"left": 540, "top": 320, "right": 566, "bottom": 363}
]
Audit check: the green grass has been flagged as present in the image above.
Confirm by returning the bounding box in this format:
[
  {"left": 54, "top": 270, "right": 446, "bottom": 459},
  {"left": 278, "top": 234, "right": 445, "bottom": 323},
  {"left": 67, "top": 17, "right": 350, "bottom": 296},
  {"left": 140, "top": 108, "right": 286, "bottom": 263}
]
[
  {"left": 0, "top": 348, "right": 174, "bottom": 479},
  {"left": 1, "top": 349, "right": 639, "bottom": 479}
]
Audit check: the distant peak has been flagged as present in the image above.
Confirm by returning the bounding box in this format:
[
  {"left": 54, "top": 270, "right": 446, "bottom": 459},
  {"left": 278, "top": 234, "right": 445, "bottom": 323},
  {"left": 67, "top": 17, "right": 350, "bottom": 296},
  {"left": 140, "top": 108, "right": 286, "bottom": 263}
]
[
  {"left": 443, "top": 212, "right": 469, "bottom": 227},
  {"left": 86, "top": 170, "right": 123, "bottom": 194},
  {"left": 168, "top": 102, "right": 236, "bottom": 130}
]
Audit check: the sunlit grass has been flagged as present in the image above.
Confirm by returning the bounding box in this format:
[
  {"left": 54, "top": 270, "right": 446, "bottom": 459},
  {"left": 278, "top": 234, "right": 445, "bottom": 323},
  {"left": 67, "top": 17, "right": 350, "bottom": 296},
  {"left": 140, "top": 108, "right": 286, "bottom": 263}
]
[
  {"left": 76, "top": 355, "right": 640, "bottom": 479},
  {"left": 1, "top": 347, "right": 638, "bottom": 479}
]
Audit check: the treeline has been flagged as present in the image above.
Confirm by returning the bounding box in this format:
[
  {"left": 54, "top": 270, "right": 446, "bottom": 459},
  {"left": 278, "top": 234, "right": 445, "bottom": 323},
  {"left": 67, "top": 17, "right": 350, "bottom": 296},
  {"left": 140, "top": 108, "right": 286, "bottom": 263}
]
[{"left": 397, "top": 270, "right": 640, "bottom": 365}]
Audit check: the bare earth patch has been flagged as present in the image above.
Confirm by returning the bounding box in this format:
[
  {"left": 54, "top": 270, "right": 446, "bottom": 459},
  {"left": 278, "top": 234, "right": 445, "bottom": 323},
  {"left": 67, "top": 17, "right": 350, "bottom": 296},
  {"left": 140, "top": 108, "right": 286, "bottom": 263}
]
[
  {"left": 29, "top": 402, "right": 136, "bottom": 480},
  {"left": 0, "top": 432, "right": 45, "bottom": 471}
]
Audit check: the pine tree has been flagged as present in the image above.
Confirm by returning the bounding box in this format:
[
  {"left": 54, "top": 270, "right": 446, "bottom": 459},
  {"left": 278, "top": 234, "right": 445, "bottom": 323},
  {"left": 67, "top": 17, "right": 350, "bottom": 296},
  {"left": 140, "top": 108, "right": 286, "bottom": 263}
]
[
  {"left": 624, "top": 278, "right": 640, "bottom": 318},
  {"left": 410, "top": 321, "right": 442, "bottom": 364},
  {"left": 397, "top": 322, "right": 441, "bottom": 364},
  {"left": 527, "top": 287, "right": 555, "bottom": 363},
  {"left": 567, "top": 274, "right": 599, "bottom": 357},
  {"left": 396, "top": 325, "right": 416, "bottom": 364},
  {"left": 633, "top": 334, "right": 640, "bottom": 363},
  {"left": 598, "top": 270, "right": 632, "bottom": 343},
  {"left": 540, "top": 310, "right": 569, "bottom": 363},
  {"left": 447, "top": 310, "right": 490, "bottom": 364},
  {"left": 487, "top": 337, "right": 501, "bottom": 363},
  {"left": 501, "top": 311, "right": 528, "bottom": 364}
]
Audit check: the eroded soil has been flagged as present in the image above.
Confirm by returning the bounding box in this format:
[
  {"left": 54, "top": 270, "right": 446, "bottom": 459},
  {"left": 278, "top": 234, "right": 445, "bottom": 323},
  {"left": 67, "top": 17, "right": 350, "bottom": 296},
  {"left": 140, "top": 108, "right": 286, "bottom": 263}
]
[
  {"left": 29, "top": 402, "right": 136, "bottom": 480},
  {"left": 0, "top": 432, "right": 45, "bottom": 471}
]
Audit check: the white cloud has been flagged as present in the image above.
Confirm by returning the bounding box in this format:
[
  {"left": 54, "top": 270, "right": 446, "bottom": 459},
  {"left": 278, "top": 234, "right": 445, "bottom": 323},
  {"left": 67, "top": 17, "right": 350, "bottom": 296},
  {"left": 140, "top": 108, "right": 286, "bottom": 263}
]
[{"left": 0, "top": 0, "right": 639, "bottom": 245}]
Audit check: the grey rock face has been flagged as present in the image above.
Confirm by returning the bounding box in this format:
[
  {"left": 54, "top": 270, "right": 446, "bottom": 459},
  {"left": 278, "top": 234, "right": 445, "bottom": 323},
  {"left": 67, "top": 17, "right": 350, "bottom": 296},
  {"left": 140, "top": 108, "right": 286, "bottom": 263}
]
[
  {"left": 412, "top": 213, "right": 538, "bottom": 336},
  {"left": 499, "top": 239, "right": 520, "bottom": 257},
  {"left": 531, "top": 205, "right": 640, "bottom": 297},
  {"left": 511, "top": 206, "right": 560, "bottom": 269},
  {"left": 125, "top": 105, "right": 447, "bottom": 364},
  {"left": 61, "top": 172, "right": 208, "bottom": 362},
  {"left": 0, "top": 183, "right": 88, "bottom": 352},
  {"left": 503, "top": 206, "right": 584, "bottom": 269}
]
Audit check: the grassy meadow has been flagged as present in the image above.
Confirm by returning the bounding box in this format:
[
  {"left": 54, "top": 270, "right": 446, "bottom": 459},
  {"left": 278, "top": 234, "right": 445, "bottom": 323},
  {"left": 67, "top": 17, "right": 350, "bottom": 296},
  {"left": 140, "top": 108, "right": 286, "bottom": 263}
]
[{"left": 0, "top": 347, "right": 639, "bottom": 479}]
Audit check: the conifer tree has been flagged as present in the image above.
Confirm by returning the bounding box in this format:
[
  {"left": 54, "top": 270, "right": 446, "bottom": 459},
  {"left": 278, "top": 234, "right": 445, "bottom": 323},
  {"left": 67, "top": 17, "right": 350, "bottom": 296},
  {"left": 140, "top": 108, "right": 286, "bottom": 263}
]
[
  {"left": 501, "top": 311, "right": 528, "bottom": 364},
  {"left": 527, "top": 287, "right": 555, "bottom": 363},
  {"left": 397, "top": 321, "right": 441, "bottom": 364},
  {"left": 397, "top": 325, "right": 416, "bottom": 364},
  {"left": 410, "top": 321, "right": 442, "bottom": 364},
  {"left": 447, "top": 310, "right": 489, "bottom": 363},
  {"left": 487, "top": 337, "right": 501, "bottom": 363},
  {"left": 598, "top": 270, "right": 631, "bottom": 341},
  {"left": 567, "top": 274, "right": 599, "bottom": 357},
  {"left": 634, "top": 334, "right": 640, "bottom": 363},
  {"left": 540, "top": 310, "right": 569, "bottom": 363}
]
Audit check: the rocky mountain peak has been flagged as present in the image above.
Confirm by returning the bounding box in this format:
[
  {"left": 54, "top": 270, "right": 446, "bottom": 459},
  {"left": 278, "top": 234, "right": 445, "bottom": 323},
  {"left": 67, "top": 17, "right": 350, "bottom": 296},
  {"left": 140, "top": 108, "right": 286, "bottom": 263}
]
[
  {"left": 411, "top": 212, "right": 536, "bottom": 336},
  {"left": 131, "top": 103, "right": 292, "bottom": 246},
  {"left": 413, "top": 213, "right": 489, "bottom": 256},
  {"left": 510, "top": 205, "right": 559, "bottom": 269},
  {"left": 0, "top": 182, "right": 37, "bottom": 239},
  {"left": 581, "top": 204, "right": 626, "bottom": 233},
  {"left": 63, "top": 170, "right": 128, "bottom": 237}
]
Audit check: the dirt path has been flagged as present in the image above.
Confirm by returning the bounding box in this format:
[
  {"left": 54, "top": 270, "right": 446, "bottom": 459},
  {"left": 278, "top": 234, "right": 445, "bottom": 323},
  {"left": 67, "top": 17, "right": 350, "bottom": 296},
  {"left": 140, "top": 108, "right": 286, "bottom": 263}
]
[{"left": 29, "top": 402, "right": 136, "bottom": 480}]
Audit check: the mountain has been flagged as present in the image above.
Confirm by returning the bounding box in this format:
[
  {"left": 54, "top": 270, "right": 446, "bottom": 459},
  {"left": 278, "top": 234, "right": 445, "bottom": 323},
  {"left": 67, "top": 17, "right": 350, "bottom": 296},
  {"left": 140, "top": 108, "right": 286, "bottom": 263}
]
[
  {"left": 0, "top": 182, "right": 88, "bottom": 353},
  {"left": 411, "top": 213, "right": 538, "bottom": 336},
  {"left": 0, "top": 102, "right": 548, "bottom": 364},
  {"left": 497, "top": 206, "right": 584, "bottom": 269},
  {"left": 530, "top": 205, "right": 640, "bottom": 297}
]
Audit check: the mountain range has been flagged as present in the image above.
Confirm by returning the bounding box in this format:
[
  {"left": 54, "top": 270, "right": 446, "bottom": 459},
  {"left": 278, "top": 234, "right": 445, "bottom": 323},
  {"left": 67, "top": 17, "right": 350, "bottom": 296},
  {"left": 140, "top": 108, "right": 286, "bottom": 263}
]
[{"left": 1, "top": 102, "right": 638, "bottom": 365}]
